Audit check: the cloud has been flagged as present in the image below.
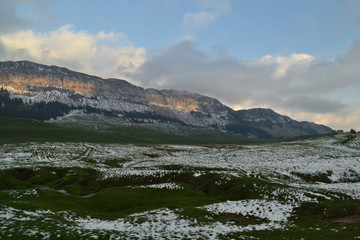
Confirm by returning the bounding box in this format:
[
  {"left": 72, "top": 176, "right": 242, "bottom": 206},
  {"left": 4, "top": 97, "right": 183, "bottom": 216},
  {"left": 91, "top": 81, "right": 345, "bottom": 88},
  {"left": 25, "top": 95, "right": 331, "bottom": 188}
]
[
  {"left": 0, "top": 42, "right": 5, "bottom": 55},
  {"left": 0, "top": 0, "right": 53, "bottom": 33},
  {"left": 282, "top": 96, "right": 346, "bottom": 113},
  {"left": 129, "top": 40, "right": 360, "bottom": 129},
  {"left": 0, "top": 0, "right": 29, "bottom": 33},
  {"left": 0, "top": 25, "right": 146, "bottom": 80},
  {"left": 181, "top": 0, "right": 231, "bottom": 29},
  {"left": 130, "top": 41, "right": 318, "bottom": 105},
  {"left": 259, "top": 54, "right": 314, "bottom": 79},
  {"left": 199, "top": 0, "right": 231, "bottom": 13},
  {"left": 183, "top": 12, "right": 218, "bottom": 28},
  {"left": 280, "top": 106, "right": 360, "bottom": 131}
]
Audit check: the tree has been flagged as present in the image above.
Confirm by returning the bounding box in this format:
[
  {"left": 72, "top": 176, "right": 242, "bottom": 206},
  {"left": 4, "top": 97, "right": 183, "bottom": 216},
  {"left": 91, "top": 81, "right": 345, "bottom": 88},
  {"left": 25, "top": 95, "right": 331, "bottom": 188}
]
[{"left": 350, "top": 129, "right": 357, "bottom": 134}]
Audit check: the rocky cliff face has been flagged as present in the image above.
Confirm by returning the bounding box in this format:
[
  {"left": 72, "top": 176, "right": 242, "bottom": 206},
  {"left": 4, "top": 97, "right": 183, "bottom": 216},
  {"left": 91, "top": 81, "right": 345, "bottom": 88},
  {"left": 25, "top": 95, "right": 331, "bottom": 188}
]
[
  {"left": 0, "top": 61, "right": 226, "bottom": 112},
  {"left": 0, "top": 60, "right": 333, "bottom": 138},
  {"left": 0, "top": 61, "right": 145, "bottom": 100}
]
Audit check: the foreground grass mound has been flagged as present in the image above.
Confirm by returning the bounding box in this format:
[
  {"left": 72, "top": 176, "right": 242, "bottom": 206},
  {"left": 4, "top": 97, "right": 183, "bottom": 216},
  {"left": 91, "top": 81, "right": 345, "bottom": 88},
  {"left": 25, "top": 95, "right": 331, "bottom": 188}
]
[{"left": 1, "top": 165, "right": 359, "bottom": 239}]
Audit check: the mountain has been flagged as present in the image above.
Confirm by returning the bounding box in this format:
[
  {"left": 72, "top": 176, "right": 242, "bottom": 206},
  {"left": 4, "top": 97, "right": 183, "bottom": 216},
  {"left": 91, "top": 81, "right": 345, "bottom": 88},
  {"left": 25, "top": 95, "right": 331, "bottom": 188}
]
[{"left": 0, "top": 60, "right": 332, "bottom": 138}]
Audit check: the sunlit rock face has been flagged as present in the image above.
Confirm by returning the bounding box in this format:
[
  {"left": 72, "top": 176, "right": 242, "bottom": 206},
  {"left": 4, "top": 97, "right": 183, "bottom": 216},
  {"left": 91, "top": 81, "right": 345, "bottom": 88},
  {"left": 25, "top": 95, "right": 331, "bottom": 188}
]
[
  {"left": 0, "top": 60, "right": 333, "bottom": 138},
  {"left": 0, "top": 60, "right": 223, "bottom": 112},
  {"left": 0, "top": 60, "right": 229, "bottom": 127},
  {"left": 0, "top": 61, "right": 144, "bottom": 100}
]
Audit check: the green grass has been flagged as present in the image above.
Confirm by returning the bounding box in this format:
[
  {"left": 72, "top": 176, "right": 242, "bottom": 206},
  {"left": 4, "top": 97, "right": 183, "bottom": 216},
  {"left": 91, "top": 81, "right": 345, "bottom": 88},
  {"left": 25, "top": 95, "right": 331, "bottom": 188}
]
[
  {"left": 1, "top": 166, "right": 360, "bottom": 239},
  {"left": 0, "top": 166, "right": 273, "bottom": 198},
  {"left": 1, "top": 115, "right": 331, "bottom": 145},
  {"left": 340, "top": 134, "right": 357, "bottom": 144},
  {"left": 296, "top": 199, "right": 360, "bottom": 219},
  {"left": 0, "top": 116, "right": 269, "bottom": 145},
  {"left": 1, "top": 186, "right": 216, "bottom": 220},
  {"left": 0, "top": 116, "right": 128, "bottom": 144},
  {"left": 2, "top": 166, "right": 265, "bottom": 221},
  {"left": 0, "top": 166, "right": 285, "bottom": 219}
]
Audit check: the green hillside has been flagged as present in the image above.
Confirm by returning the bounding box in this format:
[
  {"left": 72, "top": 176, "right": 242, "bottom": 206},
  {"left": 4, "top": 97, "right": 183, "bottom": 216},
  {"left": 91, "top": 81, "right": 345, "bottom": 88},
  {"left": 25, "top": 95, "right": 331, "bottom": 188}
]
[{"left": 0, "top": 116, "right": 263, "bottom": 145}]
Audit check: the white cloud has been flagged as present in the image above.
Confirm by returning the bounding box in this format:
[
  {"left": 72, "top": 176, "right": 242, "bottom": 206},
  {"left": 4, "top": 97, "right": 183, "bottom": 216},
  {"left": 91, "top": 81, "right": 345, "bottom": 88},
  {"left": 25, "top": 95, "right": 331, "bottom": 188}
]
[
  {"left": 0, "top": 25, "right": 146, "bottom": 80},
  {"left": 183, "top": 12, "right": 218, "bottom": 28},
  {"left": 182, "top": 0, "right": 231, "bottom": 29},
  {"left": 96, "top": 31, "right": 127, "bottom": 43},
  {"left": 259, "top": 53, "right": 314, "bottom": 78}
]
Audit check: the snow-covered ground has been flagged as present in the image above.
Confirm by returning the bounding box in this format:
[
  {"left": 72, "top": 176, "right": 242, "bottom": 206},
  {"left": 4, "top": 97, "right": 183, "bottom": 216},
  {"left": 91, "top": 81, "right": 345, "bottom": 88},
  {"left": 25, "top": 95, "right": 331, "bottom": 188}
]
[
  {"left": 1, "top": 134, "right": 359, "bottom": 239},
  {"left": 1, "top": 134, "right": 359, "bottom": 197},
  {"left": 200, "top": 199, "right": 295, "bottom": 222},
  {"left": 0, "top": 205, "right": 289, "bottom": 239}
]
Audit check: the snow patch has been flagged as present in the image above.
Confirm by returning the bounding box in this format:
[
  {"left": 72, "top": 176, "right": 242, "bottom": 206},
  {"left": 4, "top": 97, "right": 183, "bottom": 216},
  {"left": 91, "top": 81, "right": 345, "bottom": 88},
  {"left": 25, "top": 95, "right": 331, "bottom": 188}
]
[
  {"left": 200, "top": 199, "right": 295, "bottom": 222},
  {"left": 131, "top": 183, "right": 183, "bottom": 190}
]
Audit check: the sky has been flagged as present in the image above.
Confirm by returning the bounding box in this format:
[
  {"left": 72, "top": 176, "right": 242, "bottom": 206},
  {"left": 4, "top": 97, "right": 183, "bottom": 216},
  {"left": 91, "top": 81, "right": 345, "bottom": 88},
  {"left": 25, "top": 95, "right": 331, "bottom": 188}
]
[{"left": 0, "top": 0, "right": 360, "bottom": 130}]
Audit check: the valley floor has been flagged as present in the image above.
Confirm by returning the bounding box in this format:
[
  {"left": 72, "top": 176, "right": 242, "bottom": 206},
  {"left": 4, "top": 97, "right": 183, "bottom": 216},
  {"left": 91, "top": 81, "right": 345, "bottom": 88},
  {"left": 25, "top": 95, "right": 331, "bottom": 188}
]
[{"left": 1, "top": 134, "right": 360, "bottom": 239}]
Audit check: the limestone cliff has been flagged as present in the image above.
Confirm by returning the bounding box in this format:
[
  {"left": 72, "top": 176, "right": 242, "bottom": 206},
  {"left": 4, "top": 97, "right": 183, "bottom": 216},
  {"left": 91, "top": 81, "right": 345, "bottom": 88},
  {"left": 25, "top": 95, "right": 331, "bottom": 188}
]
[{"left": 0, "top": 61, "right": 226, "bottom": 114}]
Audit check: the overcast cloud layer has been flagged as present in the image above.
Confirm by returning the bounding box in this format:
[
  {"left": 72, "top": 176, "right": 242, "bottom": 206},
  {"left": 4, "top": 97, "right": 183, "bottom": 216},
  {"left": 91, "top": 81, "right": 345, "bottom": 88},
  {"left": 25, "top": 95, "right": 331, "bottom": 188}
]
[
  {"left": 0, "top": 0, "right": 29, "bottom": 33},
  {"left": 0, "top": 0, "right": 359, "bottom": 130},
  {"left": 128, "top": 40, "right": 360, "bottom": 130}
]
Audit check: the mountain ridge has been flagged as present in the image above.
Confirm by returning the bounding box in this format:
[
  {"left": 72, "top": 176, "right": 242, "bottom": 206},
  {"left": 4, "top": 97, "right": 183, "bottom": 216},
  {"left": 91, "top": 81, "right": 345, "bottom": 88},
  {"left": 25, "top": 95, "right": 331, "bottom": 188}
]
[{"left": 0, "top": 60, "right": 332, "bottom": 138}]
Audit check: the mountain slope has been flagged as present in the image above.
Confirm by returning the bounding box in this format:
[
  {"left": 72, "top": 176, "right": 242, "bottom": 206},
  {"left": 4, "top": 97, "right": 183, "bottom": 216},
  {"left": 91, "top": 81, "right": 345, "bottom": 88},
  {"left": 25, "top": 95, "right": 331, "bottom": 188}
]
[
  {"left": 0, "top": 60, "right": 332, "bottom": 138},
  {"left": 231, "top": 108, "right": 332, "bottom": 138}
]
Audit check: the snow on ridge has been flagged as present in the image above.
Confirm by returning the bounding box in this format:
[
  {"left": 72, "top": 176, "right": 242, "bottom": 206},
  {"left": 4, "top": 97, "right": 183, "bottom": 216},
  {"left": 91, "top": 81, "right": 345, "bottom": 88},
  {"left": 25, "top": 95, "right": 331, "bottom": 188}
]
[
  {"left": 131, "top": 183, "right": 183, "bottom": 190},
  {"left": 1, "top": 136, "right": 359, "bottom": 197},
  {"left": 11, "top": 90, "right": 149, "bottom": 113},
  {"left": 8, "top": 87, "right": 228, "bottom": 127},
  {"left": 0, "top": 135, "right": 360, "bottom": 199}
]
